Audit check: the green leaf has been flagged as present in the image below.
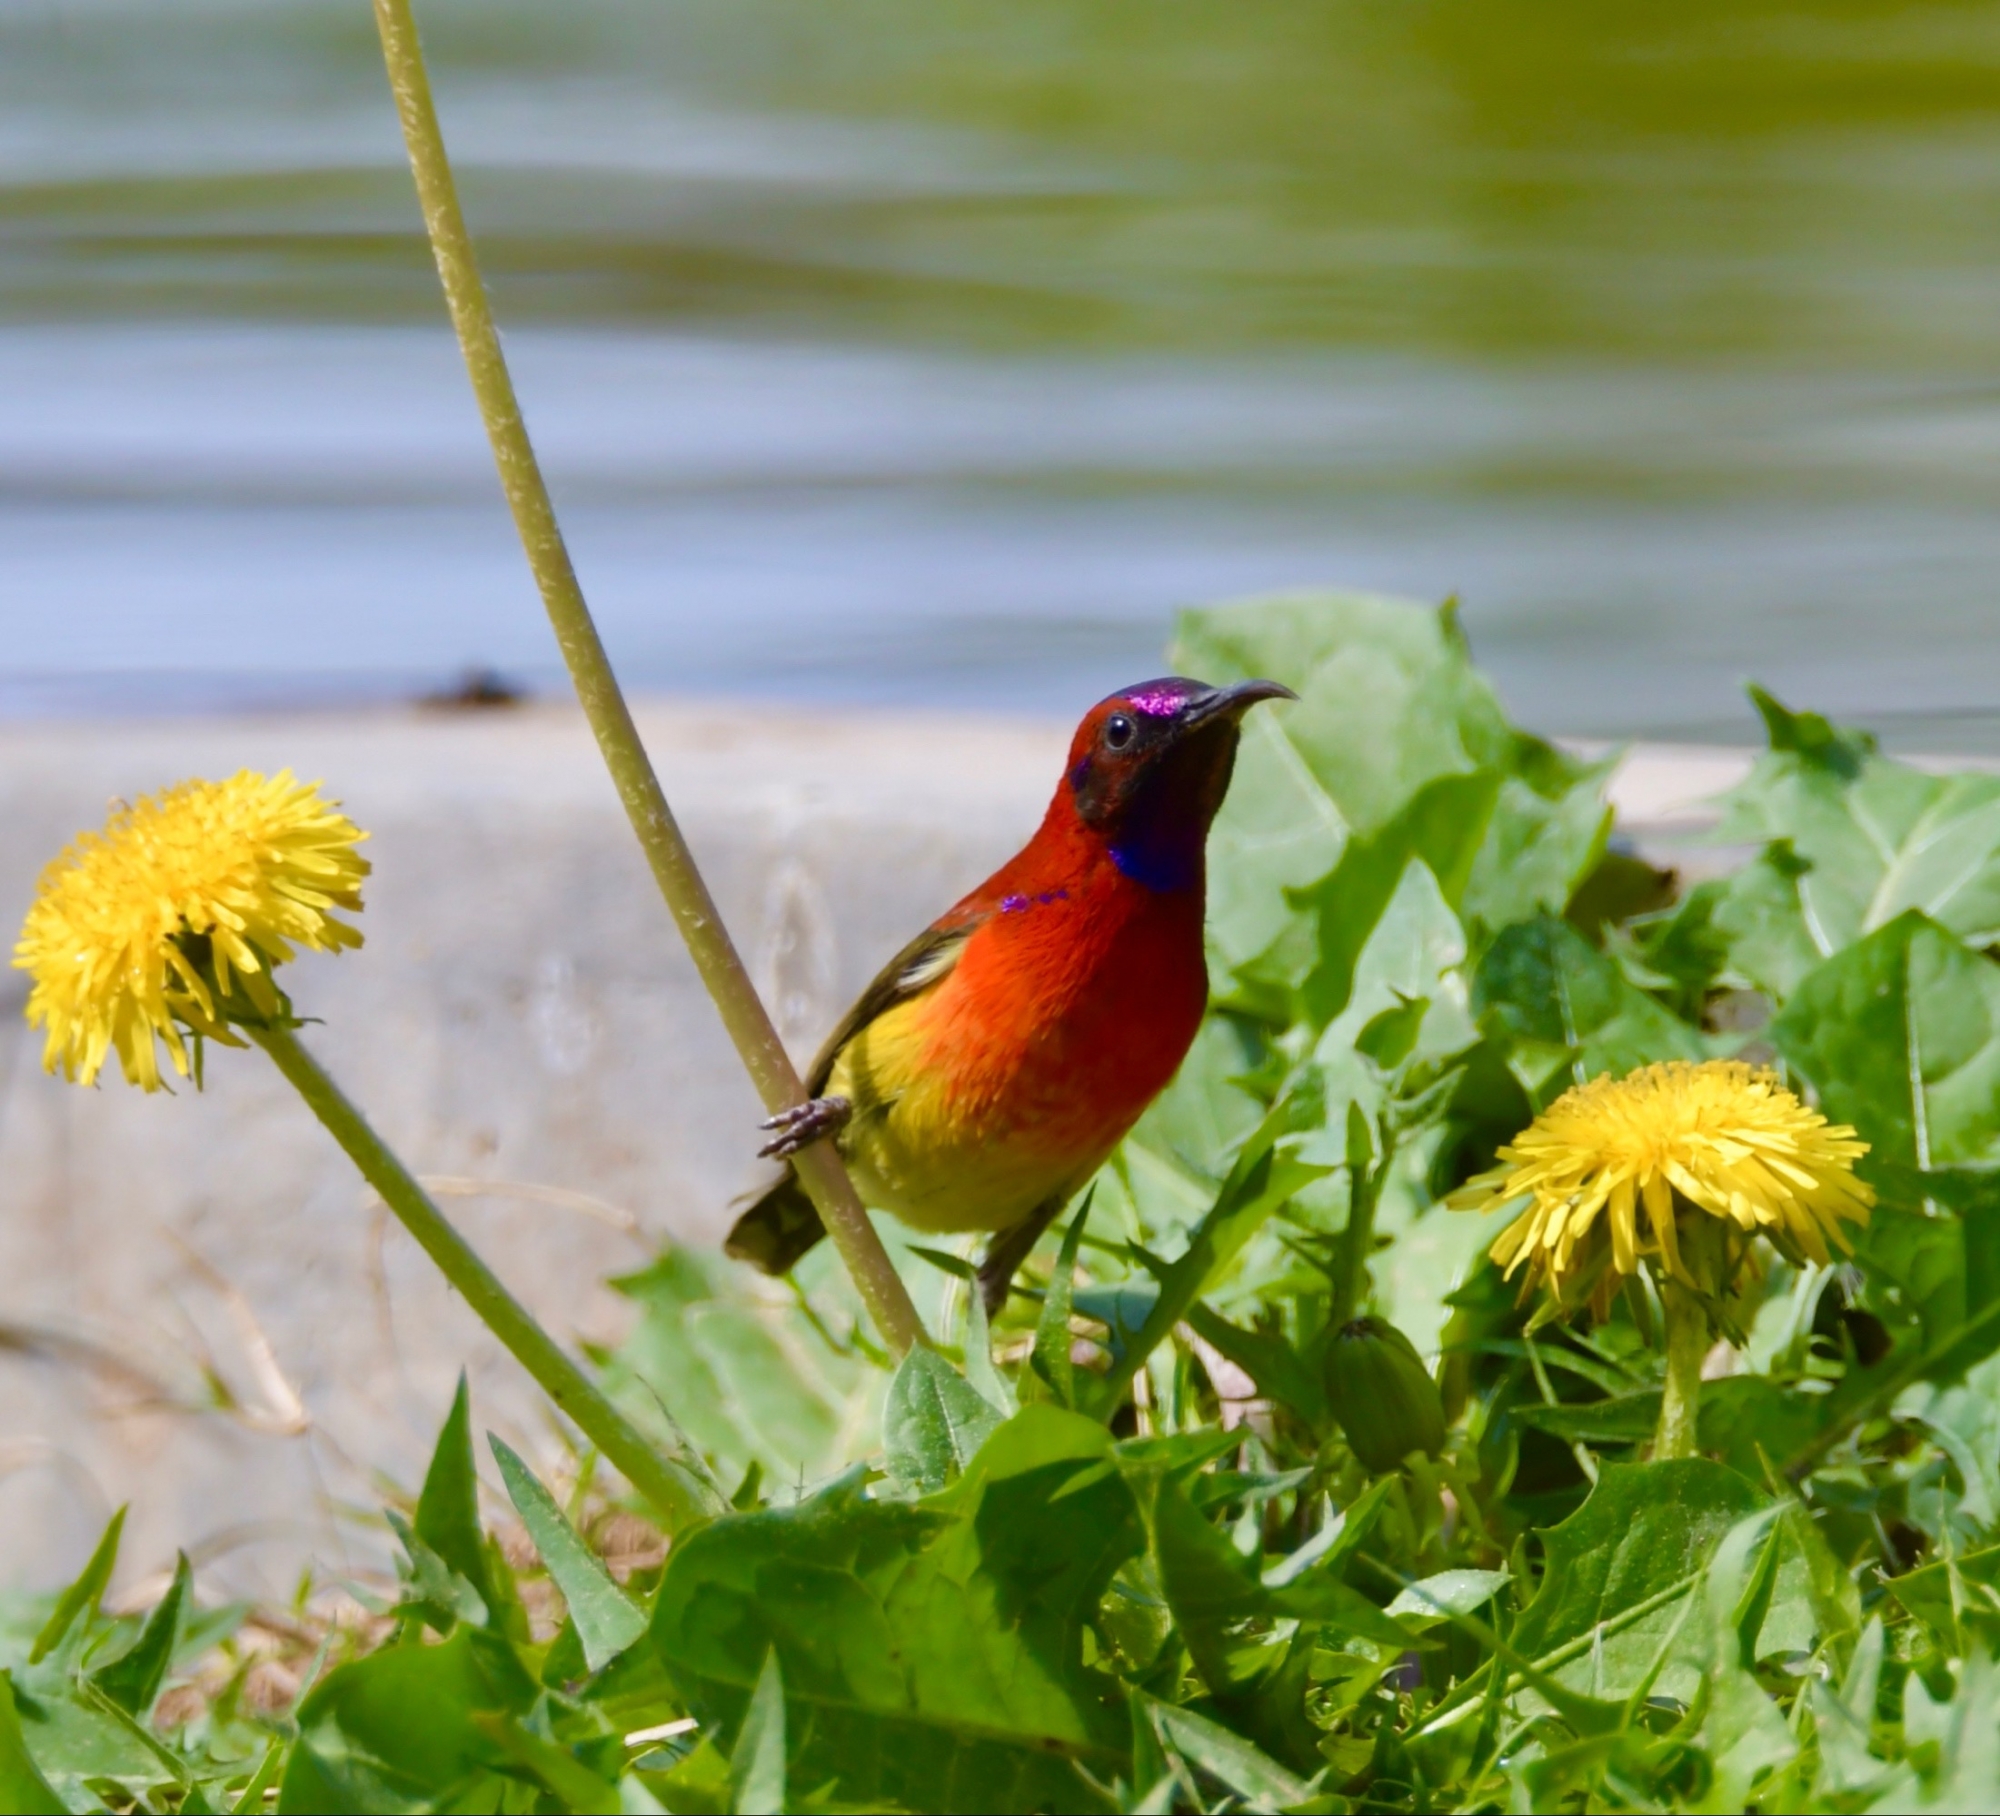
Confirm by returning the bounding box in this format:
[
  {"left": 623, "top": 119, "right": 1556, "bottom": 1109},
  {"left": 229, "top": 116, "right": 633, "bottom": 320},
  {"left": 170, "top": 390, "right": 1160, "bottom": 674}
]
[
  {"left": 279, "top": 1624, "right": 537, "bottom": 1812},
  {"left": 0, "top": 1675, "right": 65, "bottom": 1815},
  {"left": 229, "top": 1742, "right": 287, "bottom": 1814},
  {"left": 1771, "top": 910, "right": 2000, "bottom": 1169},
  {"left": 961, "top": 1281, "right": 1016, "bottom": 1418},
  {"left": 730, "top": 1652, "right": 786, "bottom": 1816},
  {"left": 1386, "top": 1568, "right": 1511, "bottom": 1629},
  {"left": 1474, "top": 913, "right": 1705, "bottom": 1089},
  {"left": 91, "top": 1550, "right": 191, "bottom": 1717},
  {"left": 1144, "top": 1473, "right": 1405, "bottom": 1695},
  {"left": 1885, "top": 1542, "right": 2000, "bottom": 1641},
  {"left": 1746, "top": 684, "right": 1875, "bottom": 776},
  {"left": 1508, "top": 1459, "right": 1765, "bottom": 1703},
  {"left": 1712, "top": 708, "right": 2000, "bottom": 997},
  {"left": 29, "top": 1505, "right": 124, "bottom": 1664},
  {"left": 1464, "top": 766, "right": 1613, "bottom": 940},
  {"left": 1094, "top": 1093, "right": 1333, "bottom": 1412},
  {"left": 1144, "top": 1695, "right": 1313, "bottom": 1813},
  {"left": 1695, "top": 1376, "right": 1834, "bottom": 1480},
  {"left": 414, "top": 1374, "right": 496, "bottom": 1615},
  {"left": 1031, "top": 1196, "right": 1090, "bottom": 1409},
  {"left": 1306, "top": 859, "right": 1476, "bottom": 1093},
  {"left": 650, "top": 1405, "right": 1138, "bottom": 1815},
  {"left": 1691, "top": 1511, "right": 1799, "bottom": 1807},
  {"left": 1291, "top": 771, "right": 1499, "bottom": 1028},
  {"left": 1183, "top": 1303, "right": 1327, "bottom": 1424},
  {"left": 884, "top": 1347, "right": 1003, "bottom": 1494},
  {"left": 1905, "top": 1351, "right": 2000, "bottom": 1528},
  {"left": 1176, "top": 589, "right": 1518, "bottom": 977},
  {"left": 1628, "top": 877, "right": 1732, "bottom": 1017},
  {"left": 490, "top": 1436, "right": 647, "bottom": 1675},
  {"left": 603, "top": 1247, "right": 877, "bottom": 1487},
  {"left": 1511, "top": 1392, "right": 1662, "bottom": 1445},
  {"left": 474, "top": 1713, "right": 622, "bottom": 1813}
]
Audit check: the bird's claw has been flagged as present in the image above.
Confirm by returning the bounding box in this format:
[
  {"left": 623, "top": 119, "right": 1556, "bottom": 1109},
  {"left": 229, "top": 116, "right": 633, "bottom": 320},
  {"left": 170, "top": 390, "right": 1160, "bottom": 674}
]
[{"left": 758, "top": 1095, "right": 852, "bottom": 1160}]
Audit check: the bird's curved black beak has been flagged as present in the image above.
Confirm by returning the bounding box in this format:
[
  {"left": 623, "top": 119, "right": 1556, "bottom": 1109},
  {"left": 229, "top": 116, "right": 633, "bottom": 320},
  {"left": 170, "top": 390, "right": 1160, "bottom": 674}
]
[{"left": 1176, "top": 678, "right": 1298, "bottom": 731}]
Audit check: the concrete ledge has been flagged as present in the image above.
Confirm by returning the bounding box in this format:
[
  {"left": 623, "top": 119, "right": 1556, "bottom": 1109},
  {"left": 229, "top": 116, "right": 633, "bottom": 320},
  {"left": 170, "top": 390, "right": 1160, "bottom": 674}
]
[{"left": 0, "top": 703, "right": 1753, "bottom": 1598}]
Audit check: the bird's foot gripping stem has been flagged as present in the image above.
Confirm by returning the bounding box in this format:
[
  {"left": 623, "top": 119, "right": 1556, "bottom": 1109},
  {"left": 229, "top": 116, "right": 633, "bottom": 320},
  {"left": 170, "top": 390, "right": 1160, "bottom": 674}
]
[{"left": 757, "top": 1095, "right": 852, "bottom": 1160}]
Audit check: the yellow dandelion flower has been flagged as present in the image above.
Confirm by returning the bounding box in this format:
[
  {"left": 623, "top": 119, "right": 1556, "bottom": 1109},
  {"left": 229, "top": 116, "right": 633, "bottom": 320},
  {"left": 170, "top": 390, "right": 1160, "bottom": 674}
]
[
  {"left": 13, "top": 771, "right": 368, "bottom": 1091},
  {"left": 1449, "top": 1059, "right": 1873, "bottom": 1297}
]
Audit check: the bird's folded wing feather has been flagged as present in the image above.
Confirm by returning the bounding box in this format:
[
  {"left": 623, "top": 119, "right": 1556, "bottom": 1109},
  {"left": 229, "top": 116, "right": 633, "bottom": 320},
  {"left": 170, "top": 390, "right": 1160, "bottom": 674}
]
[{"left": 803, "top": 915, "right": 980, "bottom": 1095}]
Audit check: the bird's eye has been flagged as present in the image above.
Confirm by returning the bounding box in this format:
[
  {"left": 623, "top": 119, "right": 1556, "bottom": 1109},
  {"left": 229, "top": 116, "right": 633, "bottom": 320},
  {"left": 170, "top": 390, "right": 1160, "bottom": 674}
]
[{"left": 1103, "top": 713, "right": 1137, "bottom": 751}]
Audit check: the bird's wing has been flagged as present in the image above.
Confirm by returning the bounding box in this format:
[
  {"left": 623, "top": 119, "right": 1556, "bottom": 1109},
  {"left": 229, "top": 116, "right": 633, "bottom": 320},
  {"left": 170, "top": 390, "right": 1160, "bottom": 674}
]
[{"left": 803, "top": 915, "right": 980, "bottom": 1095}]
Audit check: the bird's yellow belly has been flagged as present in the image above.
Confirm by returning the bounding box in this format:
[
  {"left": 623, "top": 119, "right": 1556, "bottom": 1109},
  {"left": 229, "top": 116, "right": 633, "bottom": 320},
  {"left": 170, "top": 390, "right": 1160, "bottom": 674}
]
[{"left": 825, "top": 997, "right": 1122, "bottom": 1236}]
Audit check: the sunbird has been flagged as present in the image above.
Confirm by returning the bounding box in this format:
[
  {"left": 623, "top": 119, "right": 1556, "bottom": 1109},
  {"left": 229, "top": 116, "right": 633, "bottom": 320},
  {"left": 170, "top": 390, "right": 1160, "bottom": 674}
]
[{"left": 726, "top": 675, "right": 1294, "bottom": 1315}]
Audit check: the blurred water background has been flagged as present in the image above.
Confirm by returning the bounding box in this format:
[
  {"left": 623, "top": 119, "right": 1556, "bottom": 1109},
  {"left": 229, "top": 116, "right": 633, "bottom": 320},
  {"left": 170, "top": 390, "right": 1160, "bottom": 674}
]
[{"left": 4, "top": 0, "right": 1999, "bottom": 743}]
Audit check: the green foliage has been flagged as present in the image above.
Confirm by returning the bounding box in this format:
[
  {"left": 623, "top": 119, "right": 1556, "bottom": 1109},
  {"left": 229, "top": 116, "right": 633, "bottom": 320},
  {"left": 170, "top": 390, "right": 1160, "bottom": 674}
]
[{"left": 17, "top": 590, "right": 2000, "bottom": 1811}]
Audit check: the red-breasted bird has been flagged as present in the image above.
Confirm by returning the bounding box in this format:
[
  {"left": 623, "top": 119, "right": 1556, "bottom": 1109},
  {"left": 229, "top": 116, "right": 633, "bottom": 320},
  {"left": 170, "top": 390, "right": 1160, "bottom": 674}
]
[{"left": 725, "top": 676, "right": 1294, "bottom": 1316}]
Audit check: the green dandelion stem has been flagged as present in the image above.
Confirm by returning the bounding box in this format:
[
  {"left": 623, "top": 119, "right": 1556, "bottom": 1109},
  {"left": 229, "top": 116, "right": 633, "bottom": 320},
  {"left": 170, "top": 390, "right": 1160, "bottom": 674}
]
[
  {"left": 365, "top": 0, "right": 924, "bottom": 1356},
  {"left": 1653, "top": 1279, "right": 1709, "bottom": 1463},
  {"left": 251, "top": 1020, "right": 718, "bottom": 1529}
]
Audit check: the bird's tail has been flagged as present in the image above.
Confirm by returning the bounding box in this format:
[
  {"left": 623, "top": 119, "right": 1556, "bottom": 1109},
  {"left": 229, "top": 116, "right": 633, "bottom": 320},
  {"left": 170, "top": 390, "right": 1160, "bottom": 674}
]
[{"left": 723, "top": 1168, "right": 829, "bottom": 1276}]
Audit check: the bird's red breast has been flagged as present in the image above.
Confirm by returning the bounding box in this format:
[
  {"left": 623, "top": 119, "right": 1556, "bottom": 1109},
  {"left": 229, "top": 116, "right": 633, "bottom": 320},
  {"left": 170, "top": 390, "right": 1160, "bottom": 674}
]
[{"left": 732, "top": 675, "right": 1293, "bottom": 1255}]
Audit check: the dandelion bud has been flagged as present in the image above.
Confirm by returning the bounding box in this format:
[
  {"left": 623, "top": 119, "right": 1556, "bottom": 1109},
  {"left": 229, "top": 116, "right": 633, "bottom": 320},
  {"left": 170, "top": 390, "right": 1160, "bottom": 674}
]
[{"left": 1326, "top": 1317, "right": 1446, "bottom": 1473}]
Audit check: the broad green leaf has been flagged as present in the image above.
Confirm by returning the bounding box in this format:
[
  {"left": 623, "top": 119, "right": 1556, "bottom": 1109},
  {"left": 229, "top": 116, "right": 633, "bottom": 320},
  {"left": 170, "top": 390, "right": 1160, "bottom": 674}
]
[
  {"left": 1176, "top": 590, "right": 1516, "bottom": 839},
  {"left": 1885, "top": 1542, "right": 2000, "bottom": 1642},
  {"left": 1691, "top": 1516, "right": 1799, "bottom": 1809},
  {"left": 1711, "top": 844, "right": 1830, "bottom": 1001},
  {"left": 884, "top": 1347, "right": 1002, "bottom": 1494},
  {"left": 474, "top": 1712, "right": 622, "bottom": 1812},
  {"left": 1177, "top": 589, "right": 1517, "bottom": 975},
  {"left": 1752, "top": 1504, "right": 1861, "bottom": 1664},
  {"left": 1511, "top": 1392, "right": 1661, "bottom": 1446},
  {"left": 1473, "top": 912, "right": 1705, "bottom": 1093},
  {"left": 385, "top": 1510, "right": 486, "bottom": 1634},
  {"left": 490, "top": 1436, "right": 646, "bottom": 1674},
  {"left": 1771, "top": 911, "right": 2000, "bottom": 1169},
  {"left": 1292, "top": 772, "right": 1498, "bottom": 1028},
  {"left": 1695, "top": 1376, "right": 1833, "bottom": 1481},
  {"left": 603, "top": 1248, "right": 879, "bottom": 1487},
  {"left": 1143, "top": 1473, "right": 1405, "bottom": 1695},
  {"left": 1849, "top": 1176, "right": 2000, "bottom": 1385},
  {"left": 1309, "top": 860, "right": 1475, "bottom": 1085},
  {"left": 1904, "top": 1351, "right": 2000, "bottom": 1527},
  {"left": 730, "top": 1652, "right": 785, "bottom": 1816},
  {"left": 1183, "top": 1303, "right": 1326, "bottom": 1424},
  {"left": 1031, "top": 1198, "right": 1089, "bottom": 1409},
  {"left": 279, "top": 1623, "right": 536, "bottom": 1812},
  {"left": 650, "top": 1406, "right": 1138, "bottom": 1814},
  {"left": 1712, "top": 707, "right": 2000, "bottom": 998},
  {"left": 961, "top": 1283, "right": 1016, "bottom": 1418},
  {"left": 1144, "top": 1695, "right": 1313, "bottom": 1814},
  {"left": 0, "top": 1675, "right": 65, "bottom": 1815},
  {"left": 91, "top": 1550, "right": 190, "bottom": 1717},
  {"left": 1094, "top": 1092, "right": 1333, "bottom": 1411},
  {"left": 1385, "top": 1569, "right": 1511, "bottom": 1627},
  {"left": 414, "top": 1374, "right": 496, "bottom": 1615},
  {"left": 1, "top": 1672, "right": 169, "bottom": 1806},
  {"left": 29, "top": 1505, "right": 123, "bottom": 1664},
  {"left": 1902, "top": 1646, "right": 2000, "bottom": 1811},
  {"left": 1629, "top": 877, "right": 1733, "bottom": 1018},
  {"left": 1509, "top": 1459, "right": 1765, "bottom": 1703},
  {"left": 1806, "top": 1617, "right": 1887, "bottom": 1796},
  {"left": 1744, "top": 684, "right": 1875, "bottom": 775},
  {"left": 1462, "top": 767, "right": 1613, "bottom": 939}
]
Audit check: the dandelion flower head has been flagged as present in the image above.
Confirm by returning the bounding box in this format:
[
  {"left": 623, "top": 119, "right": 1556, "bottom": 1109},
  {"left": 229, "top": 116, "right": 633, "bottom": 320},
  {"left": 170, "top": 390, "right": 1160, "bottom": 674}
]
[
  {"left": 14, "top": 771, "right": 368, "bottom": 1090},
  {"left": 1449, "top": 1059, "right": 1873, "bottom": 1296}
]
